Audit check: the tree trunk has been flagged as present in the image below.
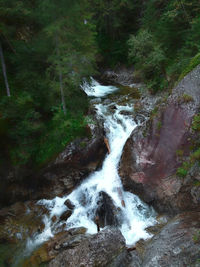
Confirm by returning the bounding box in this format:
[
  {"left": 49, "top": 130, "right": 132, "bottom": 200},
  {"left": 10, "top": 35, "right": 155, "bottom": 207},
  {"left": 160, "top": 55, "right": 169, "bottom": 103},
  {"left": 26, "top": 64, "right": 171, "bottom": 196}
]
[
  {"left": 0, "top": 41, "right": 11, "bottom": 97},
  {"left": 56, "top": 35, "right": 66, "bottom": 115}
]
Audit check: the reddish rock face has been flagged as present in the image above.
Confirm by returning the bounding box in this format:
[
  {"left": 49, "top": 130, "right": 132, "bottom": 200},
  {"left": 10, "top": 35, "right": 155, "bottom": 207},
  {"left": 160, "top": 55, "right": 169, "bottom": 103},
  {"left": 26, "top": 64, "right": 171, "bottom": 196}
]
[
  {"left": 119, "top": 65, "right": 200, "bottom": 213},
  {"left": 135, "top": 103, "right": 191, "bottom": 185}
]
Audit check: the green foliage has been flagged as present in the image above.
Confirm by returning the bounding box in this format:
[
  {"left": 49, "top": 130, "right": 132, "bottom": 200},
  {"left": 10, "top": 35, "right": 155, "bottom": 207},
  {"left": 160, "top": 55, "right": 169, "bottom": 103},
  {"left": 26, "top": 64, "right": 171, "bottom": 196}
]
[
  {"left": 192, "top": 114, "right": 200, "bottom": 131},
  {"left": 176, "top": 167, "right": 188, "bottom": 178},
  {"left": 37, "top": 109, "right": 88, "bottom": 165},
  {"left": 193, "top": 230, "right": 200, "bottom": 243},
  {"left": 91, "top": 0, "right": 142, "bottom": 66},
  {"left": 179, "top": 53, "right": 200, "bottom": 80},
  {"left": 128, "top": 30, "right": 167, "bottom": 92},
  {"left": 176, "top": 146, "right": 200, "bottom": 178},
  {"left": 150, "top": 106, "right": 159, "bottom": 119},
  {"left": 176, "top": 161, "right": 191, "bottom": 178},
  {"left": 156, "top": 121, "right": 162, "bottom": 131},
  {"left": 126, "top": 0, "right": 200, "bottom": 92},
  {"left": 0, "top": 0, "right": 96, "bottom": 168}
]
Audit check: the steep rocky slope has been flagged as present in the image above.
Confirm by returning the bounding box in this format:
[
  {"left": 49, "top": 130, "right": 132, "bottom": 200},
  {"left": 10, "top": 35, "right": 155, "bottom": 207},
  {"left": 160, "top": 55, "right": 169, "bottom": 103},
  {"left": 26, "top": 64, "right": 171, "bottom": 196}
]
[{"left": 119, "top": 65, "right": 200, "bottom": 214}]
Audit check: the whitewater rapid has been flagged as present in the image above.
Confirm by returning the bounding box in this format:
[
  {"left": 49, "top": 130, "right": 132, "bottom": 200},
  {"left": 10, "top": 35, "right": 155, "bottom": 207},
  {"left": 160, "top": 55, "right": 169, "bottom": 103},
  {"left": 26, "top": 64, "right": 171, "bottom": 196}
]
[{"left": 26, "top": 78, "right": 156, "bottom": 253}]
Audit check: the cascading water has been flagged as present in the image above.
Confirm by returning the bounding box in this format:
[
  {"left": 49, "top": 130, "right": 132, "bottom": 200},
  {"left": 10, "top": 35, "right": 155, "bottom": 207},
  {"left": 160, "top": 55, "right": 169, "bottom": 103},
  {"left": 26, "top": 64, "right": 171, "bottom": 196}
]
[{"left": 26, "top": 79, "right": 156, "bottom": 255}]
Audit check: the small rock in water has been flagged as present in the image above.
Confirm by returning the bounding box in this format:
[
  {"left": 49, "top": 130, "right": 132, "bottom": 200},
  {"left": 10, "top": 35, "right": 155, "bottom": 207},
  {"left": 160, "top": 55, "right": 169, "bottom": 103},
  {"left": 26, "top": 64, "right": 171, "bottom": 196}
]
[
  {"left": 68, "top": 227, "right": 87, "bottom": 236},
  {"left": 60, "top": 210, "right": 72, "bottom": 221},
  {"left": 64, "top": 199, "right": 75, "bottom": 210},
  {"left": 51, "top": 215, "right": 57, "bottom": 223}
]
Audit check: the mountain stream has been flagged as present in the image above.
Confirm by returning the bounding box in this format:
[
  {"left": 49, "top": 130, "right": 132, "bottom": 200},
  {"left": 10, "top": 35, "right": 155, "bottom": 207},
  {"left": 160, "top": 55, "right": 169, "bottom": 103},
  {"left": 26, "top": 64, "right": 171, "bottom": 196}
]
[{"left": 26, "top": 78, "right": 156, "bottom": 255}]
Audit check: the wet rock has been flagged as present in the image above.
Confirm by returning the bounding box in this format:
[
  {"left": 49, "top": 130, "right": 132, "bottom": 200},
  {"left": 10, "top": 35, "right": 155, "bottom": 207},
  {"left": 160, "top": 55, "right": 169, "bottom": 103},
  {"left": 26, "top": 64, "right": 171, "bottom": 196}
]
[
  {"left": 128, "top": 250, "right": 142, "bottom": 267},
  {"left": 0, "top": 201, "right": 47, "bottom": 244},
  {"left": 119, "top": 110, "right": 133, "bottom": 116},
  {"left": 64, "top": 199, "right": 75, "bottom": 210},
  {"left": 51, "top": 215, "right": 57, "bottom": 223},
  {"left": 60, "top": 210, "right": 72, "bottom": 221},
  {"left": 48, "top": 227, "right": 127, "bottom": 267},
  {"left": 119, "top": 65, "right": 200, "bottom": 214},
  {"left": 95, "top": 191, "right": 121, "bottom": 228},
  {"left": 128, "top": 211, "right": 200, "bottom": 267},
  {"left": 68, "top": 227, "right": 87, "bottom": 236},
  {"left": 100, "top": 67, "right": 135, "bottom": 86},
  {"left": 145, "top": 224, "right": 164, "bottom": 235},
  {"left": 142, "top": 211, "right": 200, "bottom": 267},
  {"left": 24, "top": 228, "right": 90, "bottom": 266}
]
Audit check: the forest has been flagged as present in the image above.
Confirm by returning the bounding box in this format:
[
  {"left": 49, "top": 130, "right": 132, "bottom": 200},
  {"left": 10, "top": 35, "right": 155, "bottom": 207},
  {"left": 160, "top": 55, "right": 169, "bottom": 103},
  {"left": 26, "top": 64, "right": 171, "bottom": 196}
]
[{"left": 0, "top": 0, "right": 200, "bottom": 171}]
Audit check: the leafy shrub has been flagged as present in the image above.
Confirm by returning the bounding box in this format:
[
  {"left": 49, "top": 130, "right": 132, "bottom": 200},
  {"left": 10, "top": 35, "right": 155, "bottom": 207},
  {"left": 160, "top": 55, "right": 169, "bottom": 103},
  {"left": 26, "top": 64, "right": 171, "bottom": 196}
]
[
  {"left": 127, "top": 29, "right": 166, "bottom": 92},
  {"left": 192, "top": 114, "right": 200, "bottom": 131},
  {"left": 176, "top": 167, "right": 188, "bottom": 178}
]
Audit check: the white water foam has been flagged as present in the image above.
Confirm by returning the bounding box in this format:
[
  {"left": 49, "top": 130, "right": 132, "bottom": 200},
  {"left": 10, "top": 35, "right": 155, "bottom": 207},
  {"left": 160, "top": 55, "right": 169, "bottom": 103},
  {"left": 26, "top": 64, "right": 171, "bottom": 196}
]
[
  {"left": 81, "top": 77, "right": 119, "bottom": 97},
  {"left": 26, "top": 79, "right": 156, "bottom": 253}
]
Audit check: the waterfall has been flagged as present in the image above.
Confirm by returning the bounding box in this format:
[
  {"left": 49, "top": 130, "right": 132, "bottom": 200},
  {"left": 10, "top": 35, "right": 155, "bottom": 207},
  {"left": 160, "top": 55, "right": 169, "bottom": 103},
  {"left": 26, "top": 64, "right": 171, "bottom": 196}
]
[{"left": 26, "top": 79, "right": 156, "bottom": 253}]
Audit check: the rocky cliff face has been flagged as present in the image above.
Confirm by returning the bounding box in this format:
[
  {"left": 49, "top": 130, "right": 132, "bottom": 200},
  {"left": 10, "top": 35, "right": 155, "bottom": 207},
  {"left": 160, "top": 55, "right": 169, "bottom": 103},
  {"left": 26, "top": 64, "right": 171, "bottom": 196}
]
[
  {"left": 0, "top": 117, "right": 107, "bottom": 207},
  {"left": 119, "top": 65, "right": 200, "bottom": 214}
]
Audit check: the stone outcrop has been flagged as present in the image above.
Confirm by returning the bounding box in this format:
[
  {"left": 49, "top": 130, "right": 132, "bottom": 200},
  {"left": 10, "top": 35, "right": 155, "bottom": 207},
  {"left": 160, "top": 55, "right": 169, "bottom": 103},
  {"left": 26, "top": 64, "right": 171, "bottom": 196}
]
[
  {"left": 119, "top": 65, "right": 200, "bottom": 214},
  {"left": 95, "top": 191, "right": 122, "bottom": 228},
  {"left": 128, "top": 211, "right": 200, "bottom": 267},
  {"left": 25, "top": 227, "right": 128, "bottom": 267},
  {"left": 48, "top": 227, "right": 128, "bottom": 267}
]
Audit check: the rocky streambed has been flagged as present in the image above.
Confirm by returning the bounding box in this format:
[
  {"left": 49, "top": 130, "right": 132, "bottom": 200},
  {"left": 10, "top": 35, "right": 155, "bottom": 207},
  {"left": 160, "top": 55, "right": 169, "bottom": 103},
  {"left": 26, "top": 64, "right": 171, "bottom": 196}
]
[{"left": 0, "top": 67, "right": 200, "bottom": 266}]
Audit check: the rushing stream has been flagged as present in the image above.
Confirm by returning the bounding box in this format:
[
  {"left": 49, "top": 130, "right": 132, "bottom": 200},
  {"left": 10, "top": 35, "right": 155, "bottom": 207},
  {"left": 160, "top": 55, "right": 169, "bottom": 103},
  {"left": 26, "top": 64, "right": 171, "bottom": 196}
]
[{"left": 25, "top": 79, "right": 156, "bottom": 257}]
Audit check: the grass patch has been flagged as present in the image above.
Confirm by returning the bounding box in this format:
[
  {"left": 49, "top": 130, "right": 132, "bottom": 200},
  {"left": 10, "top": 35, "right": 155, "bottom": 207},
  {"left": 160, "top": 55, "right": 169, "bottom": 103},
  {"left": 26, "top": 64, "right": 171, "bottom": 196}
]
[{"left": 179, "top": 53, "right": 200, "bottom": 81}]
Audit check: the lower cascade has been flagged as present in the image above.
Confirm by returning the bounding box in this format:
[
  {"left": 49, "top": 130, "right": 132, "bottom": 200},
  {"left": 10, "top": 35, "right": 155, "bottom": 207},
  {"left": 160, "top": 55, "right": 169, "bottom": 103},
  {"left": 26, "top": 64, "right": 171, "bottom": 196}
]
[{"left": 26, "top": 79, "right": 156, "bottom": 254}]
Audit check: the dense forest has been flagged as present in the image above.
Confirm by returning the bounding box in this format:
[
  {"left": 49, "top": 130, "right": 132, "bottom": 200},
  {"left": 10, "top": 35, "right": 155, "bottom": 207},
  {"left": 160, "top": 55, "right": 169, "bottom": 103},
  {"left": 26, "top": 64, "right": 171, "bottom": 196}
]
[{"left": 0, "top": 0, "right": 200, "bottom": 171}]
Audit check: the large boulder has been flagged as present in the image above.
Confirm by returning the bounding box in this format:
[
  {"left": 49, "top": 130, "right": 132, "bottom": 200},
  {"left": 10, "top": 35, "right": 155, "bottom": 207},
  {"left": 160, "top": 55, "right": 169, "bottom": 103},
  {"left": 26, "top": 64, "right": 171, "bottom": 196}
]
[
  {"left": 48, "top": 227, "right": 128, "bottom": 267},
  {"left": 128, "top": 211, "right": 200, "bottom": 267},
  {"left": 95, "top": 191, "right": 121, "bottom": 228},
  {"left": 119, "top": 65, "right": 200, "bottom": 214}
]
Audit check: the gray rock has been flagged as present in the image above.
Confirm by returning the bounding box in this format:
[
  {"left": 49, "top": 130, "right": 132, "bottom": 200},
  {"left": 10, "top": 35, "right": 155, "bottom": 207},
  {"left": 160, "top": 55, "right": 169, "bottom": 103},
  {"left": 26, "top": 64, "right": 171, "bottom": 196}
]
[
  {"left": 128, "top": 211, "right": 200, "bottom": 267},
  {"left": 60, "top": 210, "right": 72, "bottom": 221},
  {"left": 64, "top": 199, "right": 75, "bottom": 210},
  {"left": 49, "top": 227, "right": 127, "bottom": 267},
  {"left": 142, "top": 211, "right": 200, "bottom": 267},
  {"left": 95, "top": 191, "right": 122, "bottom": 228}
]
